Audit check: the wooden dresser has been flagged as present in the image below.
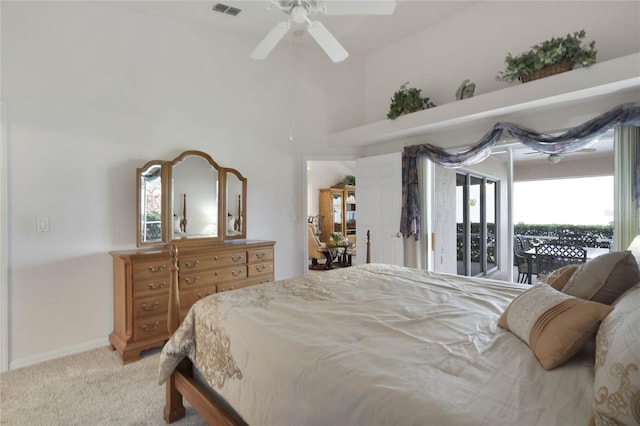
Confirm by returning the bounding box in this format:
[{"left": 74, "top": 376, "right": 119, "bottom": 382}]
[{"left": 109, "top": 240, "right": 275, "bottom": 364}]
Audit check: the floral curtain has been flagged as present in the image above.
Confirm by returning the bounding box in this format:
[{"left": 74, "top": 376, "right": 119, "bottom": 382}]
[{"left": 401, "top": 102, "right": 640, "bottom": 240}]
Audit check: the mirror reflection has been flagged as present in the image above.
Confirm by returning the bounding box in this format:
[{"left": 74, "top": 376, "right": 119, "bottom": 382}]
[
  {"left": 139, "top": 163, "right": 164, "bottom": 244},
  {"left": 226, "top": 172, "right": 244, "bottom": 236},
  {"left": 172, "top": 155, "right": 219, "bottom": 238}
]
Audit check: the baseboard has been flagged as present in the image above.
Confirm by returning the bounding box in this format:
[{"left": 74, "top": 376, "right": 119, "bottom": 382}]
[{"left": 9, "top": 338, "right": 110, "bottom": 371}]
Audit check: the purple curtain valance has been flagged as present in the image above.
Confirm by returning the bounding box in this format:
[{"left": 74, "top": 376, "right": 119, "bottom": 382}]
[{"left": 401, "top": 102, "right": 640, "bottom": 240}]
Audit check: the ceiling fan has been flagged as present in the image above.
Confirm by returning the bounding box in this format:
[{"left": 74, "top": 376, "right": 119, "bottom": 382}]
[
  {"left": 524, "top": 148, "right": 597, "bottom": 164},
  {"left": 250, "top": 0, "right": 397, "bottom": 63}
]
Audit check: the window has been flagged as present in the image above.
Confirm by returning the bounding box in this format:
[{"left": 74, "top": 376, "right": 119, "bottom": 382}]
[{"left": 456, "top": 172, "right": 499, "bottom": 277}]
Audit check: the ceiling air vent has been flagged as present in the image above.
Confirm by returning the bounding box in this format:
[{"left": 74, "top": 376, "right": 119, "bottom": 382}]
[{"left": 212, "top": 3, "right": 241, "bottom": 16}]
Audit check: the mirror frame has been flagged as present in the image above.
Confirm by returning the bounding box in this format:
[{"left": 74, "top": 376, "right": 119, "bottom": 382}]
[
  {"left": 170, "top": 150, "right": 223, "bottom": 243},
  {"left": 137, "top": 159, "right": 170, "bottom": 247},
  {"left": 222, "top": 168, "right": 247, "bottom": 240},
  {"left": 136, "top": 150, "right": 247, "bottom": 247}
]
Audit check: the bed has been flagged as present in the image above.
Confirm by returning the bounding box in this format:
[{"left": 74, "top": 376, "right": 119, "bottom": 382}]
[{"left": 158, "top": 250, "right": 640, "bottom": 426}]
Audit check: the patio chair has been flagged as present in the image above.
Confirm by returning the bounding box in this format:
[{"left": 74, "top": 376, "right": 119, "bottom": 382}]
[
  {"left": 514, "top": 235, "right": 537, "bottom": 283},
  {"left": 535, "top": 242, "right": 587, "bottom": 281},
  {"left": 557, "top": 232, "right": 599, "bottom": 248}
]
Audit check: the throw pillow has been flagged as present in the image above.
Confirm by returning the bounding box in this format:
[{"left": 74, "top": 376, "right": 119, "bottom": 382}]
[
  {"left": 562, "top": 251, "right": 640, "bottom": 305},
  {"left": 545, "top": 264, "right": 579, "bottom": 291},
  {"left": 592, "top": 284, "right": 640, "bottom": 425},
  {"left": 498, "top": 283, "right": 612, "bottom": 370}
]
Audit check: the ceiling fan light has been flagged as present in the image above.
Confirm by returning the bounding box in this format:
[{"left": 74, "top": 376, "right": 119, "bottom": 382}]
[{"left": 547, "top": 154, "right": 562, "bottom": 164}]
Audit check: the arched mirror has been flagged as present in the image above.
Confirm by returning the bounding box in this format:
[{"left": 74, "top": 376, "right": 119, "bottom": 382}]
[
  {"left": 224, "top": 168, "right": 247, "bottom": 239},
  {"left": 137, "top": 160, "right": 169, "bottom": 246},
  {"left": 136, "top": 150, "right": 246, "bottom": 247},
  {"left": 171, "top": 151, "right": 221, "bottom": 240}
]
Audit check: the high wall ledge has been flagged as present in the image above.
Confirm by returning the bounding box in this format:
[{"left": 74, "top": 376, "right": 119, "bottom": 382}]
[{"left": 328, "top": 53, "right": 640, "bottom": 147}]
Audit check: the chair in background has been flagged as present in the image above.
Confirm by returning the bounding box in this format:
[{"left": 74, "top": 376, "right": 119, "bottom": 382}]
[
  {"left": 308, "top": 223, "right": 332, "bottom": 270},
  {"left": 557, "top": 232, "right": 599, "bottom": 248},
  {"left": 514, "top": 235, "right": 537, "bottom": 283},
  {"left": 535, "top": 242, "right": 587, "bottom": 281}
]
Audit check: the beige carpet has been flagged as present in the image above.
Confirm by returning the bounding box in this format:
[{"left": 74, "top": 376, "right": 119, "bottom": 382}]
[{"left": 0, "top": 347, "right": 206, "bottom": 425}]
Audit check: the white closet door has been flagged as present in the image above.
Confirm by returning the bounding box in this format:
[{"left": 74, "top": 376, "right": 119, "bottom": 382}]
[{"left": 355, "top": 152, "right": 404, "bottom": 266}]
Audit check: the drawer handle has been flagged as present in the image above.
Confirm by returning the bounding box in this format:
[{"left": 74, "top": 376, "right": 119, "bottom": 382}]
[
  {"left": 142, "top": 321, "right": 160, "bottom": 331},
  {"left": 255, "top": 265, "right": 267, "bottom": 272},
  {"left": 148, "top": 282, "right": 166, "bottom": 290},
  {"left": 214, "top": 256, "right": 219, "bottom": 261},
  {"left": 231, "top": 255, "right": 244, "bottom": 262},
  {"left": 231, "top": 269, "right": 244, "bottom": 277},
  {"left": 148, "top": 265, "right": 166, "bottom": 273},
  {"left": 185, "top": 260, "right": 200, "bottom": 268},
  {"left": 185, "top": 275, "right": 200, "bottom": 285},
  {"left": 197, "top": 291, "right": 214, "bottom": 299},
  {"left": 255, "top": 252, "right": 266, "bottom": 259},
  {"left": 142, "top": 301, "right": 160, "bottom": 311}
]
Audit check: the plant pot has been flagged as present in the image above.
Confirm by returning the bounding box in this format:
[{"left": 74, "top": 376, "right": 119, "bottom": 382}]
[{"left": 520, "top": 61, "right": 573, "bottom": 83}]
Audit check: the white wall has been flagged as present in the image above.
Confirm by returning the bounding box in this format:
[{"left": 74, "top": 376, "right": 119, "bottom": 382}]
[{"left": 1, "top": 1, "right": 362, "bottom": 368}]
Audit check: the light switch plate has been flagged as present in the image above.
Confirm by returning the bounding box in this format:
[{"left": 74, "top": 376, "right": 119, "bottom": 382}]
[{"left": 36, "top": 217, "right": 50, "bottom": 232}]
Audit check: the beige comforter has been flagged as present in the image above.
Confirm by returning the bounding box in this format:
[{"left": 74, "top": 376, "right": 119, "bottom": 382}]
[{"left": 159, "top": 263, "right": 594, "bottom": 425}]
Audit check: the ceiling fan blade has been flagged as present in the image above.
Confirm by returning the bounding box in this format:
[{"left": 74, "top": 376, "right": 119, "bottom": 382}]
[
  {"left": 307, "top": 20, "right": 349, "bottom": 62},
  {"left": 250, "top": 21, "right": 291, "bottom": 60},
  {"left": 322, "top": 0, "right": 396, "bottom": 15}
]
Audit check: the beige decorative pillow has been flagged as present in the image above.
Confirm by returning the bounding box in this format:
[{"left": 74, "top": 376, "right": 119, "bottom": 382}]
[
  {"left": 498, "top": 283, "right": 612, "bottom": 370},
  {"left": 592, "top": 283, "right": 640, "bottom": 425},
  {"left": 545, "top": 264, "right": 579, "bottom": 291},
  {"left": 562, "top": 251, "right": 640, "bottom": 305}
]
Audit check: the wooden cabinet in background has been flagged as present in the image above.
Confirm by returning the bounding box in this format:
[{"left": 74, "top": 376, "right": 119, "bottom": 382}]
[
  {"left": 319, "top": 185, "right": 356, "bottom": 245},
  {"left": 109, "top": 240, "right": 275, "bottom": 364}
]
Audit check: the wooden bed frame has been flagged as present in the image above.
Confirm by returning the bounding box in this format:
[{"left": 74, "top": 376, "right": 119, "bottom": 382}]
[{"left": 163, "top": 231, "right": 371, "bottom": 424}]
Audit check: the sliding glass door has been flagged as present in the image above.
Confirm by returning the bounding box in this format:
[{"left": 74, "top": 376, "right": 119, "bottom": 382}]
[{"left": 457, "top": 172, "right": 499, "bottom": 276}]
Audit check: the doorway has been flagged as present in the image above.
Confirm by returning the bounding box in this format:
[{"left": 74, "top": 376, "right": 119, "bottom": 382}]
[{"left": 303, "top": 157, "right": 356, "bottom": 272}]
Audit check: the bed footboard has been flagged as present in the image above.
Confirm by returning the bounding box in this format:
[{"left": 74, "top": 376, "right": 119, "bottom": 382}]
[
  {"left": 164, "top": 358, "right": 244, "bottom": 425},
  {"left": 164, "top": 244, "right": 246, "bottom": 425}
]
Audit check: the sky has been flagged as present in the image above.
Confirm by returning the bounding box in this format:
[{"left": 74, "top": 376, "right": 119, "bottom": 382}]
[{"left": 514, "top": 176, "right": 613, "bottom": 226}]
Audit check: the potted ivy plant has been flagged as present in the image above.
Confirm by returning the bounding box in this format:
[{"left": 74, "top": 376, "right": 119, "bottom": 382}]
[
  {"left": 496, "top": 30, "right": 597, "bottom": 83},
  {"left": 387, "top": 82, "right": 436, "bottom": 119}
]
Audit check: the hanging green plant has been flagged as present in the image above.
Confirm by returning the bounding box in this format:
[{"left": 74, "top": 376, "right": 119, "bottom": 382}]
[
  {"left": 496, "top": 30, "right": 597, "bottom": 83},
  {"left": 387, "top": 82, "right": 436, "bottom": 120}
]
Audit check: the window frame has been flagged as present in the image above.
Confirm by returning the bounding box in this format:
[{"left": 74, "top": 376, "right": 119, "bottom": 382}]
[{"left": 456, "top": 170, "right": 500, "bottom": 277}]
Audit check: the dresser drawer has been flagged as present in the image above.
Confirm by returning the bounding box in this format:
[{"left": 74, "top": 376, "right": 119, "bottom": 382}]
[
  {"left": 132, "top": 259, "right": 170, "bottom": 280},
  {"left": 180, "top": 286, "right": 216, "bottom": 311},
  {"left": 179, "top": 270, "right": 216, "bottom": 290},
  {"left": 212, "top": 265, "right": 247, "bottom": 282},
  {"left": 245, "top": 276, "right": 274, "bottom": 286},
  {"left": 248, "top": 262, "right": 273, "bottom": 277},
  {"left": 179, "top": 249, "right": 247, "bottom": 271},
  {"left": 217, "top": 280, "right": 254, "bottom": 293},
  {"left": 133, "top": 277, "right": 169, "bottom": 298},
  {"left": 134, "top": 294, "right": 170, "bottom": 319},
  {"left": 133, "top": 314, "right": 167, "bottom": 341},
  {"left": 248, "top": 248, "right": 274, "bottom": 263}
]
